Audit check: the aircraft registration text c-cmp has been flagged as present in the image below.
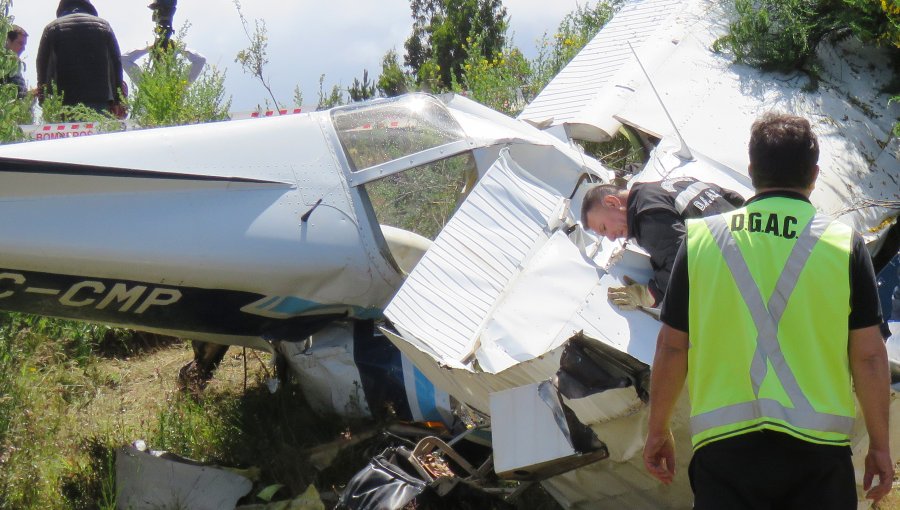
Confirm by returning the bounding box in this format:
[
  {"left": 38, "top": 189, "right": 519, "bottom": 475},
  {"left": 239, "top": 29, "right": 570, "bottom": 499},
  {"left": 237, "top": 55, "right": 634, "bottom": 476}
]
[
  {"left": 0, "top": 267, "right": 332, "bottom": 337},
  {"left": 0, "top": 270, "right": 182, "bottom": 314}
]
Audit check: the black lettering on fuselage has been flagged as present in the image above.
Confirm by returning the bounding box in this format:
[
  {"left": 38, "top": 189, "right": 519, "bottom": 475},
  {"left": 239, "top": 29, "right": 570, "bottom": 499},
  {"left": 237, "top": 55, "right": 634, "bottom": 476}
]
[
  {"left": 96, "top": 283, "right": 147, "bottom": 312},
  {"left": 0, "top": 272, "right": 25, "bottom": 298}
]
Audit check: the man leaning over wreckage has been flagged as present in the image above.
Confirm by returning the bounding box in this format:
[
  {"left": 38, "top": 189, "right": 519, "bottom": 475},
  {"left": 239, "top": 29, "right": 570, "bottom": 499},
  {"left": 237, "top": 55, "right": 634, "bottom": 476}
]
[{"left": 581, "top": 175, "right": 744, "bottom": 310}]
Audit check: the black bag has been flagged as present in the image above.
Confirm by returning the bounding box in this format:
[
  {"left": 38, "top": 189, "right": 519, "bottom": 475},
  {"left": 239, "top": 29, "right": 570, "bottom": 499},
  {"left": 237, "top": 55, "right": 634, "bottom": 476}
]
[{"left": 336, "top": 446, "right": 427, "bottom": 510}]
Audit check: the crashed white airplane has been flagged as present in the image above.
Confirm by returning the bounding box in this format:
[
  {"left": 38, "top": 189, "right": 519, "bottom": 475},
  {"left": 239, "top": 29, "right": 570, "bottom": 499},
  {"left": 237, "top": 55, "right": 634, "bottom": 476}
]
[
  {"left": 0, "top": 0, "right": 898, "bottom": 508},
  {"left": 380, "top": 0, "right": 900, "bottom": 508}
]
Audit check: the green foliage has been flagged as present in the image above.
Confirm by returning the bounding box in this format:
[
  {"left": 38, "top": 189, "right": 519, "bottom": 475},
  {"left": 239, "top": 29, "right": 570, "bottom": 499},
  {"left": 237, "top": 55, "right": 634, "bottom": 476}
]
[
  {"left": 38, "top": 84, "right": 122, "bottom": 130},
  {"left": 846, "top": 0, "right": 900, "bottom": 48},
  {"left": 0, "top": 1, "right": 32, "bottom": 143},
  {"left": 59, "top": 438, "right": 118, "bottom": 510},
  {"left": 292, "top": 84, "right": 304, "bottom": 107},
  {"left": 365, "top": 153, "right": 474, "bottom": 239},
  {"left": 377, "top": 49, "right": 410, "bottom": 97},
  {"left": 151, "top": 393, "right": 239, "bottom": 461},
  {"left": 453, "top": 0, "right": 618, "bottom": 115},
  {"left": 234, "top": 0, "right": 280, "bottom": 106},
  {"left": 714, "top": 0, "right": 900, "bottom": 73},
  {"left": 316, "top": 74, "right": 345, "bottom": 110},
  {"left": 455, "top": 36, "right": 530, "bottom": 115},
  {"left": 581, "top": 126, "right": 648, "bottom": 174},
  {"left": 404, "top": 0, "right": 508, "bottom": 90},
  {"left": 128, "top": 40, "right": 231, "bottom": 128},
  {"left": 348, "top": 69, "right": 377, "bottom": 102},
  {"left": 0, "top": 312, "right": 125, "bottom": 509},
  {"left": 0, "top": 313, "right": 123, "bottom": 367},
  {"left": 150, "top": 379, "right": 356, "bottom": 497}
]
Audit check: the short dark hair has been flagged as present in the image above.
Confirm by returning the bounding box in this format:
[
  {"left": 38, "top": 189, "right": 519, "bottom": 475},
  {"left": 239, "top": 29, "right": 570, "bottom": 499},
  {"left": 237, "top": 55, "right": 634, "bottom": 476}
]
[
  {"left": 580, "top": 184, "right": 624, "bottom": 225},
  {"left": 7, "top": 25, "right": 27, "bottom": 42},
  {"left": 748, "top": 113, "right": 819, "bottom": 190}
]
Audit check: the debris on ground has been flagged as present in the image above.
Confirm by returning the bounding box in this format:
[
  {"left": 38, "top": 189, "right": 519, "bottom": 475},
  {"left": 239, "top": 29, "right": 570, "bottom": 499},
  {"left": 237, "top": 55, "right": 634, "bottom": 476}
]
[{"left": 116, "top": 440, "right": 253, "bottom": 510}]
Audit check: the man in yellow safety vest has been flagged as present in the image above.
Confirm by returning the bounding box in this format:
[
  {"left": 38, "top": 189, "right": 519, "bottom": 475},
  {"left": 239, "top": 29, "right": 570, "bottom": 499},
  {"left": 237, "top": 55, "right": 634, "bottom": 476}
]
[{"left": 642, "top": 113, "right": 892, "bottom": 508}]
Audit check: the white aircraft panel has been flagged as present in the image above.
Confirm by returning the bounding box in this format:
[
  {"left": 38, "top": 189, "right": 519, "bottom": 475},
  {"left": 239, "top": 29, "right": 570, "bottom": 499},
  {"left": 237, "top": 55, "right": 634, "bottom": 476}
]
[
  {"left": 519, "top": 0, "right": 687, "bottom": 141},
  {"left": 386, "top": 149, "right": 560, "bottom": 365}
]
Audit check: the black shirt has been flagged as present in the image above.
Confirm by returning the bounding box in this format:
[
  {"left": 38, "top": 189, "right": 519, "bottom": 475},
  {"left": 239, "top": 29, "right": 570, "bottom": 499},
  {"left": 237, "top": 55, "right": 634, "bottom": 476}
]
[
  {"left": 627, "top": 178, "right": 745, "bottom": 301},
  {"left": 661, "top": 191, "right": 883, "bottom": 332}
]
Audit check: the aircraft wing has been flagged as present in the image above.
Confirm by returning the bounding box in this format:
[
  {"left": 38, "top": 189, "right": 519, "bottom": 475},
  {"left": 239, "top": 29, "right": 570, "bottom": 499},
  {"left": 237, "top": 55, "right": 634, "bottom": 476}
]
[{"left": 521, "top": 0, "right": 899, "bottom": 253}]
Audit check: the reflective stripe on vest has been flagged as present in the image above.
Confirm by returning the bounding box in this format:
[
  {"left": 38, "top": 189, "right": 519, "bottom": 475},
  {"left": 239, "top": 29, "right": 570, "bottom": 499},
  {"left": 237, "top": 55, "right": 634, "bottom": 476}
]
[
  {"left": 674, "top": 182, "right": 711, "bottom": 214},
  {"left": 689, "top": 214, "right": 855, "bottom": 438}
]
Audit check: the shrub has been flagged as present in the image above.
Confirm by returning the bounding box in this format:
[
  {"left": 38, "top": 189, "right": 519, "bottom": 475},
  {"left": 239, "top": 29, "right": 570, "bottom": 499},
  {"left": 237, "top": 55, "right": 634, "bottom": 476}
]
[
  {"left": 0, "top": 1, "right": 32, "bottom": 143},
  {"left": 714, "top": 0, "right": 900, "bottom": 73},
  {"left": 128, "top": 35, "right": 231, "bottom": 128}
]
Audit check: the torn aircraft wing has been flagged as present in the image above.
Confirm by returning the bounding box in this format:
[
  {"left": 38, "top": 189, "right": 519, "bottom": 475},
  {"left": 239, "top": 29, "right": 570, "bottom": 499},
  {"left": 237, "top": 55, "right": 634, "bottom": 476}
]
[
  {"left": 518, "top": 0, "right": 688, "bottom": 143},
  {"left": 521, "top": 0, "right": 899, "bottom": 252}
]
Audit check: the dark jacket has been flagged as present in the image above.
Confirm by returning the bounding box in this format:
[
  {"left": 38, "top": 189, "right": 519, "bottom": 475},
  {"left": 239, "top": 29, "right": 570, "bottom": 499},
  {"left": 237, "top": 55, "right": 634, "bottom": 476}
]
[
  {"left": 1, "top": 61, "right": 27, "bottom": 99},
  {"left": 36, "top": 1, "right": 123, "bottom": 106},
  {"left": 626, "top": 177, "right": 745, "bottom": 301}
]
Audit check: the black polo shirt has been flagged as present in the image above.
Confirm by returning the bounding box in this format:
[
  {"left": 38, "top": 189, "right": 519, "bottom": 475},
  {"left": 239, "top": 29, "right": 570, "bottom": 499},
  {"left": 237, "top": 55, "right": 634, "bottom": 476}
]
[{"left": 626, "top": 178, "right": 745, "bottom": 301}]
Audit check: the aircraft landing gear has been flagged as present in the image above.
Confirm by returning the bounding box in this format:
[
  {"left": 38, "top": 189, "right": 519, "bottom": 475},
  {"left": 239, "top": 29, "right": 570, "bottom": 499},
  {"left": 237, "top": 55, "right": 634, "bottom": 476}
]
[{"left": 177, "top": 340, "right": 229, "bottom": 395}]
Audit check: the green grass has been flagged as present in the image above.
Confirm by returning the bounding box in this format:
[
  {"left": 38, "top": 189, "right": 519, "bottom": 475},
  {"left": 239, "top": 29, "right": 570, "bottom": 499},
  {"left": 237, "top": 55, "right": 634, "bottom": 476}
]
[
  {"left": 0, "top": 312, "right": 371, "bottom": 508},
  {"left": 0, "top": 311, "right": 563, "bottom": 509}
]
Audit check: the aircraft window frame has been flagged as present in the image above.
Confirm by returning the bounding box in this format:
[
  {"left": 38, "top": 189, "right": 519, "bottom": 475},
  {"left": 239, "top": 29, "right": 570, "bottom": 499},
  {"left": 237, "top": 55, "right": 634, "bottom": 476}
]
[
  {"left": 359, "top": 151, "right": 478, "bottom": 241},
  {"left": 330, "top": 94, "right": 473, "bottom": 187},
  {"left": 346, "top": 140, "right": 473, "bottom": 187}
]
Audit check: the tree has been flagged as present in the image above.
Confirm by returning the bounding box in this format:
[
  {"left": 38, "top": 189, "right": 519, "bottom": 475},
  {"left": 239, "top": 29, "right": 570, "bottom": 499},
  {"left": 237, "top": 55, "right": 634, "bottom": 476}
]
[
  {"left": 348, "top": 69, "right": 376, "bottom": 102},
  {"left": 455, "top": 35, "right": 530, "bottom": 115},
  {"left": 454, "top": 1, "right": 619, "bottom": 114},
  {"left": 377, "top": 49, "right": 409, "bottom": 97},
  {"left": 403, "top": 0, "right": 508, "bottom": 89},
  {"left": 234, "top": 0, "right": 280, "bottom": 107},
  {"left": 316, "top": 74, "right": 344, "bottom": 110}
]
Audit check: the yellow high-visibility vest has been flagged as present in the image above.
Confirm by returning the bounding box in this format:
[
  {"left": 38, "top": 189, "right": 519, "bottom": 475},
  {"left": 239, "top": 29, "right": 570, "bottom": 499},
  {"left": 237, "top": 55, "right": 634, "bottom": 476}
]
[{"left": 686, "top": 196, "right": 855, "bottom": 450}]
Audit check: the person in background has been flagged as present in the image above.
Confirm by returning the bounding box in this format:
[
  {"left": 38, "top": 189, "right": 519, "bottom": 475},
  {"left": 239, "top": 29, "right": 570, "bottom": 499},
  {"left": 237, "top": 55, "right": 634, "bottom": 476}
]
[
  {"left": 2, "top": 25, "right": 28, "bottom": 99},
  {"left": 121, "top": 44, "right": 206, "bottom": 85},
  {"left": 581, "top": 177, "right": 744, "bottom": 310},
  {"left": 121, "top": 0, "right": 205, "bottom": 87},
  {"left": 643, "top": 113, "right": 891, "bottom": 508},
  {"left": 36, "top": 0, "right": 126, "bottom": 117}
]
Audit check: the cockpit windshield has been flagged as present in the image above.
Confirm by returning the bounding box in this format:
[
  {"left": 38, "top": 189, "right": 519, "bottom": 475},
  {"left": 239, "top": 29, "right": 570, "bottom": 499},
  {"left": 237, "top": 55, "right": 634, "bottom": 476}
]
[{"left": 330, "top": 94, "right": 466, "bottom": 172}]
